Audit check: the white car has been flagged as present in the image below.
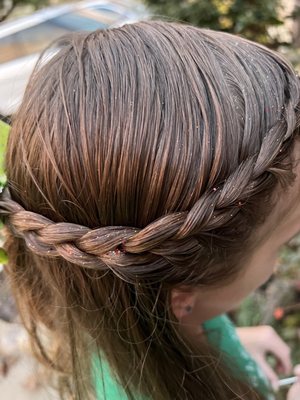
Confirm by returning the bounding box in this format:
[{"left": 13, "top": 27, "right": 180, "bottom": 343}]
[{"left": 0, "top": 0, "right": 149, "bottom": 116}]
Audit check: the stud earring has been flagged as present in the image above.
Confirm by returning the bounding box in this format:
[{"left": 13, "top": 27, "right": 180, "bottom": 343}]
[{"left": 185, "top": 305, "right": 192, "bottom": 313}]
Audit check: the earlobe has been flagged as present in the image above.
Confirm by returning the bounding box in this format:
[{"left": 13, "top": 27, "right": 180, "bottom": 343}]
[
  {"left": 170, "top": 288, "right": 197, "bottom": 321},
  {"left": 185, "top": 305, "right": 192, "bottom": 314}
]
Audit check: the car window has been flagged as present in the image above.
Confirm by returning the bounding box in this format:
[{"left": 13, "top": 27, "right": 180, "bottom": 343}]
[
  {"left": 91, "top": 5, "right": 126, "bottom": 21},
  {"left": 0, "top": 22, "right": 68, "bottom": 64},
  {"left": 0, "top": 8, "right": 122, "bottom": 64},
  {"left": 51, "top": 12, "right": 107, "bottom": 31}
]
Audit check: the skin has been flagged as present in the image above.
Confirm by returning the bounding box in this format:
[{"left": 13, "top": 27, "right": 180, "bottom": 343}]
[
  {"left": 172, "top": 141, "right": 300, "bottom": 326},
  {"left": 171, "top": 140, "right": 300, "bottom": 396}
]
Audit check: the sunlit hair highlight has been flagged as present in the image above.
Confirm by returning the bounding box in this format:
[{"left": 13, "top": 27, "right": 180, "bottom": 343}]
[{"left": 1, "top": 20, "right": 300, "bottom": 400}]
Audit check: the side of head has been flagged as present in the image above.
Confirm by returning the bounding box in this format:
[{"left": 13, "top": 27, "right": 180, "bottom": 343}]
[{"left": 1, "top": 20, "right": 300, "bottom": 400}]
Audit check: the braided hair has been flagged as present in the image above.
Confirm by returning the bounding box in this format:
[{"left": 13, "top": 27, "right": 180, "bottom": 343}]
[{"left": 1, "top": 21, "right": 300, "bottom": 400}]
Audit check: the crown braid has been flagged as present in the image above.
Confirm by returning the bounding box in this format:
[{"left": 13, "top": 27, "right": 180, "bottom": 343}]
[
  {"left": 1, "top": 102, "right": 298, "bottom": 284},
  {"left": 2, "top": 24, "right": 300, "bottom": 288}
]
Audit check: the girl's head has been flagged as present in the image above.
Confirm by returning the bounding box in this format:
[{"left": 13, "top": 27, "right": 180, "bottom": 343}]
[{"left": 1, "top": 20, "right": 300, "bottom": 400}]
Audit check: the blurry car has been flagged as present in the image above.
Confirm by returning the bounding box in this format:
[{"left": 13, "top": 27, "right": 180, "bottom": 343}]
[{"left": 0, "top": 0, "right": 149, "bottom": 117}]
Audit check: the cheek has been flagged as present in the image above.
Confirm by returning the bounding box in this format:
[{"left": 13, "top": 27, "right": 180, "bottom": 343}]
[
  {"left": 257, "top": 254, "right": 278, "bottom": 286},
  {"left": 241, "top": 252, "right": 278, "bottom": 296},
  {"left": 194, "top": 252, "right": 279, "bottom": 321},
  {"left": 221, "top": 256, "right": 278, "bottom": 310}
]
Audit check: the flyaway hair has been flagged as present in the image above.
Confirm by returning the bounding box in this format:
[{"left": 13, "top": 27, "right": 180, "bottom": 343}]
[{"left": 1, "top": 20, "right": 300, "bottom": 399}]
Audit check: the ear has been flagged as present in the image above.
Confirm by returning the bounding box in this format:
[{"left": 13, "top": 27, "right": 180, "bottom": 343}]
[{"left": 170, "top": 287, "right": 198, "bottom": 321}]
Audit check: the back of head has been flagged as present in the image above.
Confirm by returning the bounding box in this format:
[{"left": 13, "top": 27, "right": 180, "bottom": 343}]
[{"left": 1, "top": 20, "right": 300, "bottom": 400}]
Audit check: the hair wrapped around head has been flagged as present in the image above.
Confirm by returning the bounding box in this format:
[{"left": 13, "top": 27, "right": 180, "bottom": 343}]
[
  {"left": 0, "top": 102, "right": 299, "bottom": 286},
  {"left": 1, "top": 20, "right": 300, "bottom": 400}
]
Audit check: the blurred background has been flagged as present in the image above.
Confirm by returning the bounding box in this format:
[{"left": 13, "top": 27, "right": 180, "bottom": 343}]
[{"left": 1, "top": 0, "right": 300, "bottom": 399}]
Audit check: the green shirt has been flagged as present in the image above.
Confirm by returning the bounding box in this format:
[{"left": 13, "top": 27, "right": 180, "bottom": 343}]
[
  {"left": 204, "top": 314, "right": 274, "bottom": 400},
  {"left": 93, "top": 314, "right": 275, "bottom": 400}
]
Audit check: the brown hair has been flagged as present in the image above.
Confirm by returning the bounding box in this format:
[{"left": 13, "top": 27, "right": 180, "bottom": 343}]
[{"left": 1, "top": 20, "right": 300, "bottom": 399}]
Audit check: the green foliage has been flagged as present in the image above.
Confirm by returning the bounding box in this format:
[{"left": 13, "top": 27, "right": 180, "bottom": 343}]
[
  {"left": 0, "top": 0, "right": 46, "bottom": 8},
  {"left": 0, "top": 248, "right": 8, "bottom": 263},
  {"left": 0, "top": 120, "right": 8, "bottom": 234},
  {"left": 144, "top": 0, "right": 285, "bottom": 47},
  {"left": 0, "top": 0, "right": 48, "bottom": 21},
  {"left": 234, "top": 292, "right": 265, "bottom": 327},
  {"left": 0, "top": 119, "right": 9, "bottom": 187}
]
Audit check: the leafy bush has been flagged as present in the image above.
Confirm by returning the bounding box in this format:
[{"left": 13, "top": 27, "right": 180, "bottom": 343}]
[
  {"left": 0, "top": 0, "right": 48, "bottom": 22},
  {"left": 144, "top": 0, "right": 285, "bottom": 47},
  {"left": 0, "top": 120, "right": 9, "bottom": 185}
]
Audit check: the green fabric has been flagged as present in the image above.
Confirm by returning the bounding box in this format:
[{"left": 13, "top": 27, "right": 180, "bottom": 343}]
[
  {"left": 203, "top": 314, "right": 275, "bottom": 400},
  {"left": 93, "top": 355, "right": 131, "bottom": 400},
  {"left": 93, "top": 314, "right": 275, "bottom": 400}
]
